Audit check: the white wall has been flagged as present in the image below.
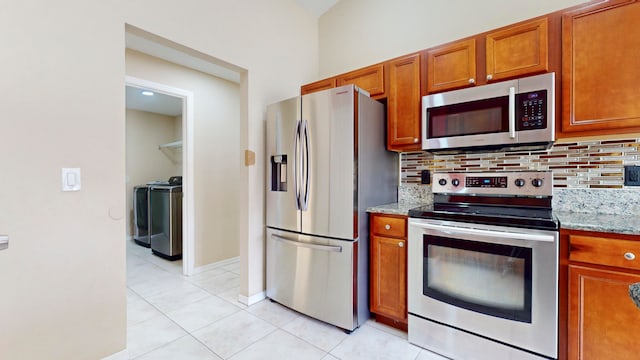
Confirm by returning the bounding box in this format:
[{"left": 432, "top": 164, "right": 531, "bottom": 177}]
[
  {"left": 318, "top": 0, "right": 589, "bottom": 77},
  {"left": 126, "top": 49, "right": 242, "bottom": 266},
  {"left": 0, "top": 0, "right": 317, "bottom": 359},
  {"left": 125, "top": 109, "right": 181, "bottom": 236}
]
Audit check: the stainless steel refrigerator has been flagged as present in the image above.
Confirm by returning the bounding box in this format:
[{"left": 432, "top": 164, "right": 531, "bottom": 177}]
[{"left": 265, "top": 85, "right": 398, "bottom": 332}]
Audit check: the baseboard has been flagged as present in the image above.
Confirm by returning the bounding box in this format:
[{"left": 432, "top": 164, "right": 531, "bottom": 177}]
[
  {"left": 239, "top": 291, "right": 265, "bottom": 306},
  {"left": 102, "top": 349, "right": 127, "bottom": 360},
  {"left": 192, "top": 256, "right": 240, "bottom": 275}
]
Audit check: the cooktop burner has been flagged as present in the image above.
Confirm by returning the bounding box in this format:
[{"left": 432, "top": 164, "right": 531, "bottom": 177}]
[{"left": 409, "top": 171, "right": 558, "bottom": 231}]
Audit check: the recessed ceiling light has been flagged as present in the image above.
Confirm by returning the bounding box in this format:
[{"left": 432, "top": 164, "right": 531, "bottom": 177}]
[{"left": 141, "top": 90, "right": 154, "bottom": 96}]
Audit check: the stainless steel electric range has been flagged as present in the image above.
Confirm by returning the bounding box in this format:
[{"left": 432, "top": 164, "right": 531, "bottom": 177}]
[{"left": 408, "top": 171, "right": 559, "bottom": 360}]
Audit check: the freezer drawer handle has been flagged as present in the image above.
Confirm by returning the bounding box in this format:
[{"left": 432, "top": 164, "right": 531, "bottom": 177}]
[
  {"left": 0, "top": 235, "right": 8, "bottom": 251},
  {"left": 272, "top": 234, "right": 342, "bottom": 253}
]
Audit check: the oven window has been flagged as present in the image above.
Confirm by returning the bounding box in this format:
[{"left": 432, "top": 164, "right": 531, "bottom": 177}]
[
  {"left": 428, "top": 96, "right": 509, "bottom": 138},
  {"left": 423, "top": 235, "right": 532, "bottom": 323}
]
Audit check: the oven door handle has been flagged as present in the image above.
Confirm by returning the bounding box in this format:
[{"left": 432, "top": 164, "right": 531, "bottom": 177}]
[{"left": 412, "top": 222, "right": 555, "bottom": 243}]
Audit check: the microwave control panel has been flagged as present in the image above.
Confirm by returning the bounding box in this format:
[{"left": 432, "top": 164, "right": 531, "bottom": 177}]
[{"left": 516, "top": 90, "right": 547, "bottom": 131}]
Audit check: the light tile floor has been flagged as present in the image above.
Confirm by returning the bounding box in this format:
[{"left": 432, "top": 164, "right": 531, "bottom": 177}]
[{"left": 126, "top": 240, "right": 449, "bottom": 359}]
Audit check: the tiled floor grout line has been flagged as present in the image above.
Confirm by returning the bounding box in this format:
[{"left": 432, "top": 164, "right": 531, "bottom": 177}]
[{"left": 127, "top": 241, "right": 444, "bottom": 360}]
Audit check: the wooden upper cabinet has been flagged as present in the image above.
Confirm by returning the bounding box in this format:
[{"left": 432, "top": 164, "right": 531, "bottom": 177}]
[
  {"left": 485, "top": 17, "right": 549, "bottom": 83},
  {"left": 301, "top": 78, "right": 336, "bottom": 95},
  {"left": 426, "top": 39, "right": 476, "bottom": 93},
  {"left": 561, "top": 0, "right": 640, "bottom": 136},
  {"left": 336, "top": 63, "right": 385, "bottom": 98},
  {"left": 387, "top": 53, "right": 422, "bottom": 152}
]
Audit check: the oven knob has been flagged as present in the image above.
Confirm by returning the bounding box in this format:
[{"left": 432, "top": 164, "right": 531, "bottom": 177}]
[
  {"left": 532, "top": 178, "right": 544, "bottom": 187},
  {"left": 438, "top": 179, "right": 447, "bottom": 186},
  {"left": 515, "top": 178, "right": 526, "bottom": 187},
  {"left": 451, "top": 179, "right": 460, "bottom": 187}
]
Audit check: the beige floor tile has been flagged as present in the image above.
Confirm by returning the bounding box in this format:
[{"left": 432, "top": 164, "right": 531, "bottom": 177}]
[
  {"left": 135, "top": 335, "right": 222, "bottom": 360},
  {"left": 192, "top": 311, "right": 276, "bottom": 358},
  {"left": 282, "top": 315, "right": 348, "bottom": 352},
  {"left": 246, "top": 299, "right": 300, "bottom": 327},
  {"left": 165, "top": 295, "right": 241, "bottom": 332},
  {"left": 127, "top": 315, "right": 187, "bottom": 358},
  {"left": 228, "top": 330, "right": 325, "bottom": 360},
  {"left": 329, "top": 325, "right": 421, "bottom": 360}
]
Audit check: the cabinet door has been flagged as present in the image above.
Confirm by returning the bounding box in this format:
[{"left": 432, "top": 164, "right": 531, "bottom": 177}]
[
  {"left": 426, "top": 38, "right": 476, "bottom": 93},
  {"left": 370, "top": 234, "right": 407, "bottom": 322},
  {"left": 561, "top": 0, "right": 640, "bottom": 136},
  {"left": 568, "top": 264, "right": 640, "bottom": 360},
  {"left": 485, "top": 17, "right": 548, "bottom": 83},
  {"left": 301, "top": 78, "right": 336, "bottom": 95},
  {"left": 387, "top": 53, "right": 422, "bottom": 151},
  {"left": 336, "top": 63, "right": 385, "bottom": 97}
]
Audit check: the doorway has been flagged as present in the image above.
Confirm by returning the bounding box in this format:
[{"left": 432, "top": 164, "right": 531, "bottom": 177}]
[
  {"left": 124, "top": 29, "right": 243, "bottom": 280},
  {"left": 125, "top": 78, "right": 194, "bottom": 275}
]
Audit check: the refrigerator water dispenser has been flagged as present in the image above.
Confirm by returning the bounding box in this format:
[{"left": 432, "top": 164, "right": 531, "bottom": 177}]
[{"left": 271, "top": 155, "right": 287, "bottom": 191}]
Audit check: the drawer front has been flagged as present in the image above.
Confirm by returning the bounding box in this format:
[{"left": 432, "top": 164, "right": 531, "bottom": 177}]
[
  {"left": 371, "top": 215, "right": 407, "bottom": 238},
  {"left": 569, "top": 234, "right": 640, "bottom": 271}
]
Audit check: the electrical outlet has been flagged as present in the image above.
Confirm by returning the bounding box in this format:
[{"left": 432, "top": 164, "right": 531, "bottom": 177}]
[
  {"left": 421, "top": 170, "right": 431, "bottom": 184},
  {"left": 624, "top": 165, "right": 640, "bottom": 186}
]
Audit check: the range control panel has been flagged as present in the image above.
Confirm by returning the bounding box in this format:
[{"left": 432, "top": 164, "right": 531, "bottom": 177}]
[{"left": 432, "top": 171, "right": 553, "bottom": 196}]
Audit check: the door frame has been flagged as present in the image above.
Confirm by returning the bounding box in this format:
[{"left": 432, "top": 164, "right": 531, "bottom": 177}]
[{"left": 125, "top": 75, "right": 195, "bottom": 276}]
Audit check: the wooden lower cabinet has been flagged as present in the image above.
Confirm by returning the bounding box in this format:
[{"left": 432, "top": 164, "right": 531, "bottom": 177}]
[
  {"left": 370, "top": 214, "right": 407, "bottom": 330},
  {"left": 564, "top": 229, "right": 640, "bottom": 360},
  {"left": 568, "top": 265, "right": 640, "bottom": 360}
]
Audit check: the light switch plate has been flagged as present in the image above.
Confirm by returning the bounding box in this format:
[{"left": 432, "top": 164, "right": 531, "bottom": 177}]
[{"left": 62, "top": 168, "right": 81, "bottom": 191}]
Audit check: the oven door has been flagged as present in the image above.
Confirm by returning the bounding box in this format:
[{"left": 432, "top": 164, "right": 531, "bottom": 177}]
[{"left": 408, "top": 218, "right": 558, "bottom": 359}]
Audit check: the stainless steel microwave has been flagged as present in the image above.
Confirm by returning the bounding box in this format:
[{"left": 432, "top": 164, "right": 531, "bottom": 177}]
[{"left": 422, "top": 72, "right": 555, "bottom": 153}]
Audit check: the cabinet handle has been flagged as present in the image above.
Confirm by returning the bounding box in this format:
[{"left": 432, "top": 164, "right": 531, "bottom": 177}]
[
  {"left": 486, "top": 74, "right": 493, "bottom": 81},
  {"left": 398, "top": 242, "right": 404, "bottom": 248},
  {"left": 413, "top": 138, "right": 419, "bottom": 143},
  {"left": 468, "top": 78, "right": 475, "bottom": 84},
  {"left": 384, "top": 224, "right": 391, "bottom": 230},
  {"left": 625, "top": 252, "right": 636, "bottom": 261}
]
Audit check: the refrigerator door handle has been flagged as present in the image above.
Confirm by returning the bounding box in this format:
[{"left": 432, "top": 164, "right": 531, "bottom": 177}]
[
  {"left": 300, "top": 120, "right": 310, "bottom": 211},
  {"left": 293, "top": 120, "right": 302, "bottom": 210},
  {"left": 272, "top": 234, "right": 342, "bottom": 252}
]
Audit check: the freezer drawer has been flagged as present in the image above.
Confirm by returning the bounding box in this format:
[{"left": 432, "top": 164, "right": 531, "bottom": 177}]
[
  {"left": 149, "top": 186, "right": 182, "bottom": 260},
  {"left": 266, "top": 227, "right": 358, "bottom": 331}
]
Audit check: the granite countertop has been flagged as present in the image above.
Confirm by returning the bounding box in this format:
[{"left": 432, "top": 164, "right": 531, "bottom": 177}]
[
  {"left": 367, "top": 203, "right": 640, "bottom": 235},
  {"left": 369, "top": 186, "right": 640, "bottom": 235},
  {"left": 366, "top": 202, "right": 427, "bottom": 216},
  {"left": 555, "top": 211, "right": 640, "bottom": 235}
]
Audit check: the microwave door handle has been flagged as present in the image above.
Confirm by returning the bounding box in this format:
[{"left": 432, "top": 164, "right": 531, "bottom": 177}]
[{"left": 509, "top": 86, "right": 516, "bottom": 139}]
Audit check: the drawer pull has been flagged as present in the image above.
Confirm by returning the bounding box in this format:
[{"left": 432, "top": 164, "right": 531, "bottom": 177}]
[
  {"left": 385, "top": 224, "right": 391, "bottom": 230},
  {"left": 625, "top": 252, "right": 636, "bottom": 261},
  {"left": 398, "top": 242, "right": 404, "bottom": 248}
]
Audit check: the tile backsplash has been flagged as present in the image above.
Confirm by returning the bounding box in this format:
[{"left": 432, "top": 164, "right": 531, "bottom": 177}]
[{"left": 401, "top": 138, "right": 640, "bottom": 188}]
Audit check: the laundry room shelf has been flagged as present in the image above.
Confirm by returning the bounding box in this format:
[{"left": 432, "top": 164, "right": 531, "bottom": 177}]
[{"left": 158, "top": 140, "right": 182, "bottom": 149}]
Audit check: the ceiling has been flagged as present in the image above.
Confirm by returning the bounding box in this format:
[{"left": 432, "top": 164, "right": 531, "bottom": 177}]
[
  {"left": 125, "top": 0, "right": 339, "bottom": 116},
  {"left": 296, "top": 0, "right": 339, "bottom": 17},
  {"left": 126, "top": 86, "right": 183, "bottom": 117}
]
